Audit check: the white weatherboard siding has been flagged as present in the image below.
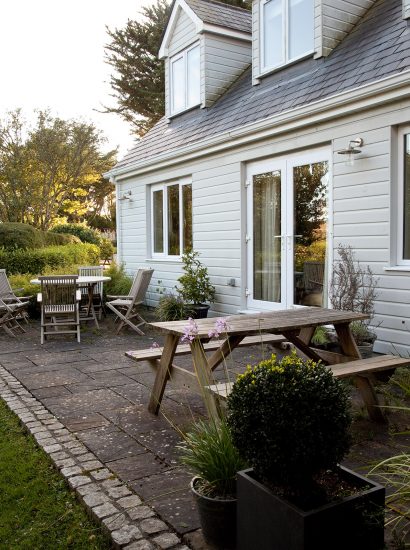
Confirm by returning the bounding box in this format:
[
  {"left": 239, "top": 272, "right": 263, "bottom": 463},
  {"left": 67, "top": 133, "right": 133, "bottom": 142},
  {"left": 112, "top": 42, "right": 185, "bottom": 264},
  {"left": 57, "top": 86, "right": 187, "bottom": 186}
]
[
  {"left": 168, "top": 8, "right": 197, "bottom": 57},
  {"left": 319, "top": 0, "right": 376, "bottom": 58},
  {"left": 118, "top": 98, "right": 410, "bottom": 354},
  {"left": 203, "top": 35, "right": 251, "bottom": 107}
]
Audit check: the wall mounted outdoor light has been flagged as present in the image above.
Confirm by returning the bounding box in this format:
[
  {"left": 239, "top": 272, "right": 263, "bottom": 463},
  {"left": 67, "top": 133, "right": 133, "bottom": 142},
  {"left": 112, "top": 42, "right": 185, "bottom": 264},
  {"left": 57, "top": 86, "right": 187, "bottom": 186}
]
[
  {"left": 337, "top": 138, "right": 364, "bottom": 166},
  {"left": 118, "top": 190, "right": 133, "bottom": 202}
]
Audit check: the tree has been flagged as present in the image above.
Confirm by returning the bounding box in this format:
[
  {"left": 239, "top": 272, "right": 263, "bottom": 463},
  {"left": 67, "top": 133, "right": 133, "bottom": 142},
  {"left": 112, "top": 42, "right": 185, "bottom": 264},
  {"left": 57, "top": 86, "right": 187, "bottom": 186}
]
[
  {"left": 104, "top": 0, "right": 251, "bottom": 136},
  {"left": 0, "top": 110, "right": 117, "bottom": 230}
]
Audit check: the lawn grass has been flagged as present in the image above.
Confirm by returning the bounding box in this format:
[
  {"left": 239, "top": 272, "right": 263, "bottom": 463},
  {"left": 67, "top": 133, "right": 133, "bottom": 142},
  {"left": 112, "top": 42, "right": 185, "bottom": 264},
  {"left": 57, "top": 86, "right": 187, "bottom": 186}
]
[{"left": 0, "top": 399, "right": 111, "bottom": 549}]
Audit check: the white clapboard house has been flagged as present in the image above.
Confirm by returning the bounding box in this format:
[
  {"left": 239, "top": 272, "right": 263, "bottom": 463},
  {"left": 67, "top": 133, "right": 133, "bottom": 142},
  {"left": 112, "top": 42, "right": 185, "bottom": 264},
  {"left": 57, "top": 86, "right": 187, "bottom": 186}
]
[{"left": 107, "top": 0, "right": 410, "bottom": 354}]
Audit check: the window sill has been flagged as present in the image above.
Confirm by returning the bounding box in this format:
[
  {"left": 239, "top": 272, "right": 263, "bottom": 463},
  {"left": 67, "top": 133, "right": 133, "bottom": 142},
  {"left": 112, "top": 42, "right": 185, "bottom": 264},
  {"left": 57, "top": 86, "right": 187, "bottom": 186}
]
[
  {"left": 146, "top": 257, "right": 182, "bottom": 264},
  {"left": 257, "top": 52, "right": 314, "bottom": 80},
  {"left": 384, "top": 266, "right": 410, "bottom": 272},
  {"left": 168, "top": 102, "right": 201, "bottom": 119}
]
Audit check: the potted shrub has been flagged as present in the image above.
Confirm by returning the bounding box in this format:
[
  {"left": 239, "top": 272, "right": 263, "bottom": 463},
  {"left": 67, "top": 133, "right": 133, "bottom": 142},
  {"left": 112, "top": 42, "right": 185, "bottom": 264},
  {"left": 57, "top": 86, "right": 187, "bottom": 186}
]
[
  {"left": 177, "top": 250, "right": 215, "bottom": 318},
  {"left": 178, "top": 419, "right": 247, "bottom": 549},
  {"left": 350, "top": 321, "right": 377, "bottom": 359},
  {"left": 227, "top": 352, "right": 385, "bottom": 550},
  {"left": 330, "top": 244, "right": 379, "bottom": 354}
]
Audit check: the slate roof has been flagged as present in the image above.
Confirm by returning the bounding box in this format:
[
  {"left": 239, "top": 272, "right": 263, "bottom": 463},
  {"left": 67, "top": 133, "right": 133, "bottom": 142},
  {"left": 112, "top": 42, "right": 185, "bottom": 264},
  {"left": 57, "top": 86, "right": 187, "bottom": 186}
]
[
  {"left": 114, "top": 0, "right": 410, "bottom": 174},
  {"left": 185, "top": 0, "right": 252, "bottom": 34}
]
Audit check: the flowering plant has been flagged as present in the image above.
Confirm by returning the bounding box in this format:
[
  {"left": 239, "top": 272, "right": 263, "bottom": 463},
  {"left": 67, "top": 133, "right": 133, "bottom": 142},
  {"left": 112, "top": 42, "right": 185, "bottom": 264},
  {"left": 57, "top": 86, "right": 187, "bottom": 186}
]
[
  {"left": 177, "top": 250, "right": 215, "bottom": 305},
  {"left": 227, "top": 351, "right": 352, "bottom": 488}
]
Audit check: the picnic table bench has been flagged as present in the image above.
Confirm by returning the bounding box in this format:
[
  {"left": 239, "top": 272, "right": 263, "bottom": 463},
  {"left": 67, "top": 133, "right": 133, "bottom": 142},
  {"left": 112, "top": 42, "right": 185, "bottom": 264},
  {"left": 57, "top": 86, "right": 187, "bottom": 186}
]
[{"left": 126, "top": 308, "right": 410, "bottom": 422}]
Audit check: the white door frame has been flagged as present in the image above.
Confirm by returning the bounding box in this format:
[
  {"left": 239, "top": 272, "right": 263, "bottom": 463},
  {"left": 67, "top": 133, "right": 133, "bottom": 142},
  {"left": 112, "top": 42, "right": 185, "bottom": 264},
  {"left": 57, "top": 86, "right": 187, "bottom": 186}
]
[{"left": 246, "top": 147, "right": 332, "bottom": 311}]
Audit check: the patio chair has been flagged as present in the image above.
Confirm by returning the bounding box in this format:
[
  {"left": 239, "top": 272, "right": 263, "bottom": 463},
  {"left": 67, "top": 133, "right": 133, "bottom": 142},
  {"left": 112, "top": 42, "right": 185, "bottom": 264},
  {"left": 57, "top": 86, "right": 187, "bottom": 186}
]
[
  {"left": 78, "top": 265, "right": 105, "bottom": 319},
  {"left": 38, "top": 276, "right": 81, "bottom": 344},
  {"left": 301, "top": 261, "right": 325, "bottom": 307},
  {"left": 106, "top": 268, "right": 154, "bottom": 335},
  {"left": 0, "top": 269, "right": 31, "bottom": 323},
  {"left": 0, "top": 298, "right": 26, "bottom": 337}
]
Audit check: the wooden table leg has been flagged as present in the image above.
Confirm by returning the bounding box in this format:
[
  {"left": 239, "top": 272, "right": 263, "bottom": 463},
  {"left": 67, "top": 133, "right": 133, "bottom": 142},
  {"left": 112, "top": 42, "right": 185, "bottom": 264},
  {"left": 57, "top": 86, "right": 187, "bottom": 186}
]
[
  {"left": 334, "top": 323, "right": 385, "bottom": 423},
  {"left": 207, "top": 335, "right": 245, "bottom": 371},
  {"left": 190, "top": 340, "right": 222, "bottom": 419},
  {"left": 148, "top": 334, "right": 180, "bottom": 415}
]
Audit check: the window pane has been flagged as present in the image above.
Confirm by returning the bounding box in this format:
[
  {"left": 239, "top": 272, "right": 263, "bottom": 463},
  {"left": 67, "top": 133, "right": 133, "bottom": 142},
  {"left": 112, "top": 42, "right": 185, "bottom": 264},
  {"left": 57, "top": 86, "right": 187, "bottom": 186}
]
[
  {"left": 263, "top": 0, "right": 283, "bottom": 69},
  {"left": 183, "top": 184, "right": 193, "bottom": 252},
  {"left": 168, "top": 184, "right": 180, "bottom": 255},
  {"left": 253, "top": 171, "right": 282, "bottom": 302},
  {"left": 153, "top": 190, "right": 164, "bottom": 253},
  {"left": 293, "top": 161, "right": 328, "bottom": 307},
  {"left": 404, "top": 135, "right": 410, "bottom": 259},
  {"left": 172, "top": 56, "right": 185, "bottom": 112},
  {"left": 289, "top": 0, "right": 314, "bottom": 59},
  {"left": 187, "top": 46, "right": 200, "bottom": 107}
]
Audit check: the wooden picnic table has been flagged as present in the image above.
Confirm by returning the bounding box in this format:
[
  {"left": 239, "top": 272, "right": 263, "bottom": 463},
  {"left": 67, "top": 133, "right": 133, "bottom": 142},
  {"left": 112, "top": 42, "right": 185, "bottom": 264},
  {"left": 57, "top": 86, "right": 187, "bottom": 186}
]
[{"left": 147, "top": 307, "right": 377, "bottom": 417}]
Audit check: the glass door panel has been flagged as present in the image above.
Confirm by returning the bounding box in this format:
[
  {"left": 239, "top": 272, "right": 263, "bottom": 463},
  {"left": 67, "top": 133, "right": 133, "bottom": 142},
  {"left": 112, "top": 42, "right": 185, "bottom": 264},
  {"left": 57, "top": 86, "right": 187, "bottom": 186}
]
[
  {"left": 253, "top": 171, "right": 282, "bottom": 304},
  {"left": 293, "top": 161, "right": 329, "bottom": 307}
]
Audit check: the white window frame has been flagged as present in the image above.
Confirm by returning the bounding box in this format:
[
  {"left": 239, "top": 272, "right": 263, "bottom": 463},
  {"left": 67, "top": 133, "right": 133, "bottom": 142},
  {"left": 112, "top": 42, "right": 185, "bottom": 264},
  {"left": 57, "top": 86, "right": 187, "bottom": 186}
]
[
  {"left": 151, "top": 178, "right": 192, "bottom": 259},
  {"left": 170, "top": 42, "right": 201, "bottom": 116},
  {"left": 396, "top": 125, "right": 410, "bottom": 266},
  {"left": 260, "top": 0, "right": 314, "bottom": 75}
]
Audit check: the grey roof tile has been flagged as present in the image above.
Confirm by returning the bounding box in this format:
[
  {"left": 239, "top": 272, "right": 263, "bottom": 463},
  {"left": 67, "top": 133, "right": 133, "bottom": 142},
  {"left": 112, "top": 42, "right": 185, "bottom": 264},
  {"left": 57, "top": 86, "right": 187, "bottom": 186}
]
[
  {"left": 185, "top": 0, "right": 251, "bottom": 34},
  {"left": 113, "top": 0, "right": 409, "bottom": 174}
]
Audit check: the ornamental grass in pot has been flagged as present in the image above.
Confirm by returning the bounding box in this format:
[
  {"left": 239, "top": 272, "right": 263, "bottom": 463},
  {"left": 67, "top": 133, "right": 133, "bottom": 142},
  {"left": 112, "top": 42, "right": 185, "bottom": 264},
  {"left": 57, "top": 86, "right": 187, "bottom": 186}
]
[
  {"left": 178, "top": 419, "right": 247, "bottom": 549},
  {"left": 227, "top": 352, "right": 385, "bottom": 550}
]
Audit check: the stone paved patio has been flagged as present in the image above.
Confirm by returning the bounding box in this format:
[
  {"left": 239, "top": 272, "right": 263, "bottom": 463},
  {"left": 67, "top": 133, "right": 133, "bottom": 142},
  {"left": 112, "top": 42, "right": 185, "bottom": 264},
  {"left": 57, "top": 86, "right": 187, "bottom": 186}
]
[{"left": 1, "top": 311, "right": 409, "bottom": 549}]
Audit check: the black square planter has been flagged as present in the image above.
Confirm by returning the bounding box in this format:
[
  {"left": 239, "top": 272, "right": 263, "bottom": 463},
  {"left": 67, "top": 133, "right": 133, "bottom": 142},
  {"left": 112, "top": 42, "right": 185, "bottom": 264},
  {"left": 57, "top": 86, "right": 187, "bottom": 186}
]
[{"left": 237, "top": 466, "right": 385, "bottom": 550}]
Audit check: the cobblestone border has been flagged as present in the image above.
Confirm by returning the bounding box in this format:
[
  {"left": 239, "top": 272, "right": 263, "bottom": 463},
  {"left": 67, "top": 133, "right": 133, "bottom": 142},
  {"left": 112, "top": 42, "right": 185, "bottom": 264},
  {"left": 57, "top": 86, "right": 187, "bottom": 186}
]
[{"left": 0, "top": 366, "right": 189, "bottom": 550}]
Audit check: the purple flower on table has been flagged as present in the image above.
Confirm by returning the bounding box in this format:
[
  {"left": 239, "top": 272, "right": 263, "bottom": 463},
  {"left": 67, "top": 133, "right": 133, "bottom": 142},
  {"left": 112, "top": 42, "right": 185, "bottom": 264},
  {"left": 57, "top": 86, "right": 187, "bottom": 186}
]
[
  {"left": 181, "top": 317, "right": 199, "bottom": 343},
  {"left": 208, "top": 318, "right": 231, "bottom": 339},
  {"left": 150, "top": 341, "right": 160, "bottom": 350}
]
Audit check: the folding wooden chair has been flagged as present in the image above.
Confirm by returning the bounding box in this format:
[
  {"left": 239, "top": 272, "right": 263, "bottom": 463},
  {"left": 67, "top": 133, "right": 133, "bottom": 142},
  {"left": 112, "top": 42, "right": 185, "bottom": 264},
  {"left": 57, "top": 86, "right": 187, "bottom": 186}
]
[
  {"left": 106, "top": 269, "right": 154, "bottom": 335},
  {"left": 38, "top": 276, "right": 81, "bottom": 344},
  {"left": 0, "top": 269, "right": 31, "bottom": 323},
  {"left": 0, "top": 298, "right": 26, "bottom": 337},
  {"left": 78, "top": 265, "right": 105, "bottom": 319}
]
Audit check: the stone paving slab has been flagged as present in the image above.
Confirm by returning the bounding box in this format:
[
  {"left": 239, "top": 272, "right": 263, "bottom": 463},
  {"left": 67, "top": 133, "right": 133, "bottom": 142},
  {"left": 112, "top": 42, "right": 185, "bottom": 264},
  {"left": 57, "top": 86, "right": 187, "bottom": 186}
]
[{"left": 1, "top": 315, "right": 409, "bottom": 548}]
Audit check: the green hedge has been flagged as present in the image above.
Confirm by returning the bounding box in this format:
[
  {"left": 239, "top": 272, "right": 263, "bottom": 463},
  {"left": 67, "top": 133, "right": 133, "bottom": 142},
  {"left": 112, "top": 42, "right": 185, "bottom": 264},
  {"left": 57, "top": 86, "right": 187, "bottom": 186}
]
[
  {"left": 0, "top": 223, "right": 79, "bottom": 250},
  {"left": 52, "top": 224, "right": 102, "bottom": 245},
  {"left": 0, "top": 243, "right": 100, "bottom": 275}
]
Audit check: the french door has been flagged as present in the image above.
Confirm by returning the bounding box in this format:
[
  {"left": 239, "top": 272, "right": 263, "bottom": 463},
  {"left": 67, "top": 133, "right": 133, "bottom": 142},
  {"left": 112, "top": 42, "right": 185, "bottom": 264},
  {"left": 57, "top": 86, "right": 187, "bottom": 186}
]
[{"left": 246, "top": 148, "right": 331, "bottom": 310}]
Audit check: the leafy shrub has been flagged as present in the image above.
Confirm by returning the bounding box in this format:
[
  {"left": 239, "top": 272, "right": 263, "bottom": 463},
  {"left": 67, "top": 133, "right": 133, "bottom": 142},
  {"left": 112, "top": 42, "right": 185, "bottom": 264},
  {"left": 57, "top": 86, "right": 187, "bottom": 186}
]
[
  {"left": 177, "top": 250, "right": 215, "bottom": 305},
  {"left": 52, "top": 223, "right": 102, "bottom": 245},
  {"left": 103, "top": 263, "right": 132, "bottom": 297},
  {"left": 294, "top": 239, "right": 326, "bottom": 271},
  {"left": 227, "top": 352, "right": 351, "bottom": 488},
  {"left": 0, "top": 222, "right": 79, "bottom": 250},
  {"left": 0, "top": 244, "right": 100, "bottom": 275},
  {"left": 156, "top": 294, "right": 189, "bottom": 321},
  {"left": 99, "top": 238, "right": 114, "bottom": 263},
  {"left": 178, "top": 419, "right": 247, "bottom": 498}
]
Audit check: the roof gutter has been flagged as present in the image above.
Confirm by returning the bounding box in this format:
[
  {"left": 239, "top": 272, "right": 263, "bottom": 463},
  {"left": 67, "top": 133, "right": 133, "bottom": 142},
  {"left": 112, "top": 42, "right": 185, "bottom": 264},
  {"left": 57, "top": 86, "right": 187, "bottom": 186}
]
[{"left": 106, "top": 69, "right": 410, "bottom": 181}]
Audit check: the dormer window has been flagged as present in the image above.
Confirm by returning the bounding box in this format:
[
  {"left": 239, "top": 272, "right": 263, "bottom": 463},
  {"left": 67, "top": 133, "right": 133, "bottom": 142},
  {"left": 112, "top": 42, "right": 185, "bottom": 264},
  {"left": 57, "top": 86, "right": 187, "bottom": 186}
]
[
  {"left": 261, "top": 0, "right": 314, "bottom": 74},
  {"left": 170, "top": 43, "right": 201, "bottom": 115}
]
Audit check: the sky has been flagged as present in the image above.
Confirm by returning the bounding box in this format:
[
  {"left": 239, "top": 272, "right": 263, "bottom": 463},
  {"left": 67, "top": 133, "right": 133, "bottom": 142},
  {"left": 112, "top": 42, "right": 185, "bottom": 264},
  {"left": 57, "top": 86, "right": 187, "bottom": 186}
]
[{"left": 0, "top": 0, "right": 154, "bottom": 157}]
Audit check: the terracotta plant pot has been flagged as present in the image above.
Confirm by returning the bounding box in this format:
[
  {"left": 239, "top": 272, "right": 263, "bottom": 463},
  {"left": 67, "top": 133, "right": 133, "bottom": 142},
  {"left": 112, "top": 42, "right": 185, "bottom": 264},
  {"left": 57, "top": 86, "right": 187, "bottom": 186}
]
[
  {"left": 191, "top": 477, "right": 236, "bottom": 549},
  {"left": 237, "top": 466, "right": 385, "bottom": 550}
]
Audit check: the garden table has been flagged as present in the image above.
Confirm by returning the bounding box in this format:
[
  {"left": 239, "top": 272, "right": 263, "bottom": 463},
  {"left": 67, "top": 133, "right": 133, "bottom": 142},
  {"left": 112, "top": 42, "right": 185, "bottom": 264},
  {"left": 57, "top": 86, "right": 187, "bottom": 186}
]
[
  {"left": 30, "top": 275, "right": 111, "bottom": 329},
  {"left": 147, "top": 307, "right": 374, "bottom": 416}
]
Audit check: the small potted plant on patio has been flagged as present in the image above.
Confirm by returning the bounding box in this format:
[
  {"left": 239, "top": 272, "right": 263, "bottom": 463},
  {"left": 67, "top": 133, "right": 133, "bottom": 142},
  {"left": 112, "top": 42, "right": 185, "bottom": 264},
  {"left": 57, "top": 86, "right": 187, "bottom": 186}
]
[
  {"left": 227, "top": 352, "right": 385, "bottom": 550},
  {"left": 178, "top": 418, "right": 247, "bottom": 549},
  {"left": 177, "top": 250, "right": 215, "bottom": 318}
]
